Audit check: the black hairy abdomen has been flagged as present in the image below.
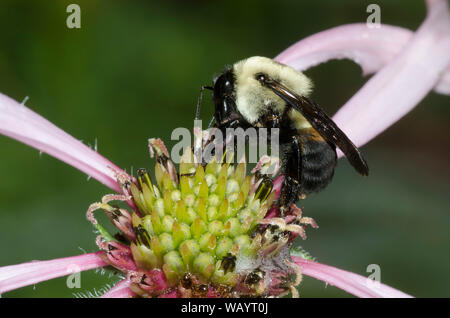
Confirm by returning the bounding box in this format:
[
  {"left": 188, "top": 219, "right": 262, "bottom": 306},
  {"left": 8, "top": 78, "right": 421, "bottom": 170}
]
[
  {"left": 282, "top": 136, "right": 337, "bottom": 195},
  {"left": 300, "top": 139, "right": 337, "bottom": 194}
]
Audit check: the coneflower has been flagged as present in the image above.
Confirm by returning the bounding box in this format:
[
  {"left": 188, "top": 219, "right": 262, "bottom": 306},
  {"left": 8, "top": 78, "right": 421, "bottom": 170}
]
[
  {"left": 86, "top": 136, "right": 317, "bottom": 297},
  {"left": 1, "top": 0, "right": 448, "bottom": 298}
]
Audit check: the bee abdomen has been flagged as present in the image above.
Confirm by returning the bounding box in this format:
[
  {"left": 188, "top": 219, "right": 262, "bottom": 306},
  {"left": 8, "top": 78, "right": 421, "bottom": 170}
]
[{"left": 300, "top": 139, "right": 337, "bottom": 195}]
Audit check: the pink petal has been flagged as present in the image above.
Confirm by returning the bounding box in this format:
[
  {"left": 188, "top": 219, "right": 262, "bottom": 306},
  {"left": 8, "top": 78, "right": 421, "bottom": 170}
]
[
  {"left": 101, "top": 279, "right": 136, "bottom": 298},
  {"left": 275, "top": 24, "right": 450, "bottom": 95},
  {"left": 332, "top": 0, "right": 450, "bottom": 154},
  {"left": 0, "top": 93, "right": 128, "bottom": 193},
  {"left": 275, "top": 23, "right": 412, "bottom": 76},
  {"left": 292, "top": 256, "right": 412, "bottom": 298},
  {"left": 0, "top": 252, "right": 107, "bottom": 294}
]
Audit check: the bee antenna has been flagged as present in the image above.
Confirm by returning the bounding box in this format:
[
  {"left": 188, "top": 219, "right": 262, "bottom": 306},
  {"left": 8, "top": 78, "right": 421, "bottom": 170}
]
[
  {"left": 207, "top": 116, "right": 215, "bottom": 128},
  {"left": 195, "top": 85, "right": 213, "bottom": 120}
]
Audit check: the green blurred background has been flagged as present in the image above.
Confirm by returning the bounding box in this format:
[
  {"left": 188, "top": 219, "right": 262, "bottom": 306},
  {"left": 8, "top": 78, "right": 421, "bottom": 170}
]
[{"left": 0, "top": 0, "right": 448, "bottom": 297}]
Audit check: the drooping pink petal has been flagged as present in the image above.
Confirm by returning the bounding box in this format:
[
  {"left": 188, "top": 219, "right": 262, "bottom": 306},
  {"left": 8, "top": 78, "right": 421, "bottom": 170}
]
[
  {"left": 0, "top": 252, "right": 107, "bottom": 294},
  {"left": 276, "top": 23, "right": 412, "bottom": 76},
  {"left": 0, "top": 93, "right": 129, "bottom": 193},
  {"left": 331, "top": 0, "right": 450, "bottom": 155},
  {"left": 275, "top": 23, "right": 450, "bottom": 95},
  {"left": 292, "top": 256, "right": 412, "bottom": 298},
  {"left": 101, "top": 279, "right": 136, "bottom": 298}
]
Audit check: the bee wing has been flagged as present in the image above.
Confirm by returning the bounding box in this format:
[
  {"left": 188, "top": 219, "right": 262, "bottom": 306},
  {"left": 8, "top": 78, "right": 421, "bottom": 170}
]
[{"left": 262, "top": 78, "right": 369, "bottom": 176}]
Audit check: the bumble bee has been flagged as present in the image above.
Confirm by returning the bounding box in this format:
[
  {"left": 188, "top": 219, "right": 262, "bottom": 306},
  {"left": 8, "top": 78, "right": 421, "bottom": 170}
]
[{"left": 197, "top": 56, "right": 368, "bottom": 213}]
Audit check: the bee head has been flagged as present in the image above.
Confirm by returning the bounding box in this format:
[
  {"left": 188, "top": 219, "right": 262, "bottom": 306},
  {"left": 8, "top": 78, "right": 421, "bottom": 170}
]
[
  {"left": 212, "top": 66, "right": 238, "bottom": 126},
  {"left": 231, "top": 56, "right": 313, "bottom": 125}
]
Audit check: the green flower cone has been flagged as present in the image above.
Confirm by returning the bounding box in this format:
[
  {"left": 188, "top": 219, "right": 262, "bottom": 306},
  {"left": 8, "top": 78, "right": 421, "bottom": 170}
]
[{"left": 87, "top": 137, "right": 317, "bottom": 298}]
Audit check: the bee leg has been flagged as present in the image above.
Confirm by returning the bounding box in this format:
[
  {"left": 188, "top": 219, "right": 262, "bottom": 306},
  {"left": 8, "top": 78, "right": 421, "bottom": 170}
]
[
  {"left": 279, "top": 177, "right": 301, "bottom": 216},
  {"left": 279, "top": 136, "right": 303, "bottom": 216},
  {"left": 219, "top": 118, "right": 250, "bottom": 161},
  {"left": 201, "top": 119, "right": 241, "bottom": 166}
]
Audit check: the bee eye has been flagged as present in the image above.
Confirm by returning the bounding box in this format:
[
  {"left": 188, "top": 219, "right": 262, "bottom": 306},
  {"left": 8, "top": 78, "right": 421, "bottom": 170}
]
[{"left": 255, "top": 73, "right": 267, "bottom": 84}]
